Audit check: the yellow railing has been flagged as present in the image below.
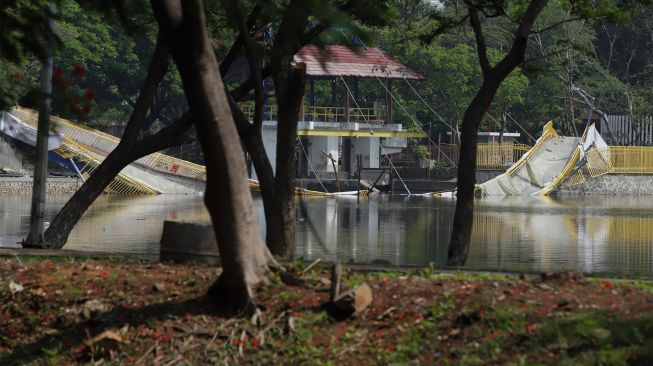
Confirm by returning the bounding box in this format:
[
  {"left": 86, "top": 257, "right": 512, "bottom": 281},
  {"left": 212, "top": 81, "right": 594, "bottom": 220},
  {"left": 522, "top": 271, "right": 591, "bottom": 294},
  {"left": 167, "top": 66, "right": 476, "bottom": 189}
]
[
  {"left": 607, "top": 146, "right": 653, "bottom": 174},
  {"left": 440, "top": 143, "right": 531, "bottom": 170},
  {"left": 13, "top": 106, "right": 207, "bottom": 182},
  {"left": 239, "top": 103, "right": 385, "bottom": 123},
  {"left": 53, "top": 138, "right": 159, "bottom": 195},
  {"left": 476, "top": 143, "right": 531, "bottom": 170}
]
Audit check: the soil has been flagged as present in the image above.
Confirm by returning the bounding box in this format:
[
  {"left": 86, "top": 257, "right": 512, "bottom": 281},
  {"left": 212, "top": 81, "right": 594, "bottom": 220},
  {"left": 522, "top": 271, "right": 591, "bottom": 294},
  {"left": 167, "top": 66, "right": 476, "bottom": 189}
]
[{"left": 1, "top": 257, "right": 653, "bottom": 365}]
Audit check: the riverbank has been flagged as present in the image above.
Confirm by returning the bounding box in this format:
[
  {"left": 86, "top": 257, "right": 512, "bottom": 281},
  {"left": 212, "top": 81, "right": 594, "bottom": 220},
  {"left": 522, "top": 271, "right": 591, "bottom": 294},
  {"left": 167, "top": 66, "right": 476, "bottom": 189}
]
[
  {"left": 1, "top": 257, "right": 653, "bottom": 365},
  {"left": 0, "top": 176, "right": 81, "bottom": 194}
]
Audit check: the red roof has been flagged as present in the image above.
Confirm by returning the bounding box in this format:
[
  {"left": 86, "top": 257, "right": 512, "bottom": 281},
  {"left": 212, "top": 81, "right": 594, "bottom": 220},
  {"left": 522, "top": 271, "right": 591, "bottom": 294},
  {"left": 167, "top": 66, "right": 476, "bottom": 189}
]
[{"left": 293, "top": 45, "right": 424, "bottom": 80}]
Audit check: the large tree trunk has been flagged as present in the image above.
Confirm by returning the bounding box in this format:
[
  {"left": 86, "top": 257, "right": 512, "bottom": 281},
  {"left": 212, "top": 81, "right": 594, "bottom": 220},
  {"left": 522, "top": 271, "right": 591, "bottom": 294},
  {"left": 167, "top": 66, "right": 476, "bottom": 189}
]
[
  {"left": 229, "top": 98, "right": 280, "bottom": 258},
  {"left": 44, "top": 148, "right": 133, "bottom": 247},
  {"left": 447, "top": 80, "right": 500, "bottom": 266},
  {"left": 447, "top": 0, "right": 548, "bottom": 266},
  {"left": 43, "top": 33, "right": 172, "bottom": 248},
  {"left": 266, "top": 1, "right": 310, "bottom": 257},
  {"left": 269, "top": 63, "right": 306, "bottom": 257},
  {"left": 43, "top": 116, "right": 192, "bottom": 248},
  {"left": 152, "top": 0, "right": 272, "bottom": 313}
]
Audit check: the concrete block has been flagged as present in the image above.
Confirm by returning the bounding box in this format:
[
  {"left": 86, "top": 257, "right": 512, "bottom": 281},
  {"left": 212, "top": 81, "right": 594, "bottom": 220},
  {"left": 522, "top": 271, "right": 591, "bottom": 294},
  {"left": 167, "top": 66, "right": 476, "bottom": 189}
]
[{"left": 159, "top": 221, "right": 219, "bottom": 265}]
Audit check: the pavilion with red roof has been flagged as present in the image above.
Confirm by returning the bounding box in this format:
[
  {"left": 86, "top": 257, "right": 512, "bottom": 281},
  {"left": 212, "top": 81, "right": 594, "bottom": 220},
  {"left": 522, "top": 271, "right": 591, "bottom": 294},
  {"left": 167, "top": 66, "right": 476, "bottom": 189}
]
[
  {"left": 293, "top": 44, "right": 424, "bottom": 125},
  {"left": 242, "top": 44, "right": 426, "bottom": 182}
]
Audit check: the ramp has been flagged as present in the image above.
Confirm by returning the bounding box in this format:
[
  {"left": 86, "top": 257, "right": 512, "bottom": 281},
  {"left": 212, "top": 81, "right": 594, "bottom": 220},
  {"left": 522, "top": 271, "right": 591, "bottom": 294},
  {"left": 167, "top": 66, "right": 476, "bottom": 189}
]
[
  {"left": 7, "top": 107, "right": 206, "bottom": 195},
  {"left": 478, "top": 122, "right": 611, "bottom": 196}
]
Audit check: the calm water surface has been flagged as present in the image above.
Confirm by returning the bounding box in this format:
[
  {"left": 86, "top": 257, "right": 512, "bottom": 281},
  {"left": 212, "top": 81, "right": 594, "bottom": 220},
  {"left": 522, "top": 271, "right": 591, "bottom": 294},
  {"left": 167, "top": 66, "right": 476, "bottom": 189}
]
[{"left": 1, "top": 193, "right": 653, "bottom": 276}]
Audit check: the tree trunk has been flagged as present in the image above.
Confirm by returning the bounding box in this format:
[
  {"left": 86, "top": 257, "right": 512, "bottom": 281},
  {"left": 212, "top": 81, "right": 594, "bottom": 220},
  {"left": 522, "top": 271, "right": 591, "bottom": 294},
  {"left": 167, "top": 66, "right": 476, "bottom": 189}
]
[
  {"left": 43, "top": 32, "right": 171, "bottom": 248},
  {"left": 229, "top": 98, "right": 281, "bottom": 260},
  {"left": 447, "top": 0, "right": 548, "bottom": 266},
  {"left": 152, "top": 0, "right": 272, "bottom": 313},
  {"left": 269, "top": 62, "right": 307, "bottom": 258},
  {"left": 43, "top": 116, "right": 192, "bottom": 248},
  {"left": 44, "top": 150, "right": 136, "bottom": 247},
  {"left": 447, "top": 80, "right": 500, "bottom": 266}
]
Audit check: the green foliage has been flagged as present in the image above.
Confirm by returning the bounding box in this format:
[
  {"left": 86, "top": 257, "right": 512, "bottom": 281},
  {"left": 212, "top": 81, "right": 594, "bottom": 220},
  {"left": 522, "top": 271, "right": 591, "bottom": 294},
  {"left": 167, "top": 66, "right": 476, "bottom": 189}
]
[{"left": 413, "top": 144, "right": 429, "bottom": 159}]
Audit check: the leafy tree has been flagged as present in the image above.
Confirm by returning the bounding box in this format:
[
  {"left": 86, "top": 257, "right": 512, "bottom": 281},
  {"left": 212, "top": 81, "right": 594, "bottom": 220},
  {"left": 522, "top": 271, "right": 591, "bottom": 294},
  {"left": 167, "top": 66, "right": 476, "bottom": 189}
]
[{"left": 416, "top": 0, "right": 651, "bottom": 266}]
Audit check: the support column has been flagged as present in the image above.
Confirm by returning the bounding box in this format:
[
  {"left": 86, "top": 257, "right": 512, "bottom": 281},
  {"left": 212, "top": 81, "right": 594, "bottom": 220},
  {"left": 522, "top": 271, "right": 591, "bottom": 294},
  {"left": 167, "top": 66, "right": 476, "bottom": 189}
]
[
  {"left": 351, "top": 137, "right": 380, "bottom": 169},
  {"left": 353, "top": 78, "right": 359, "bottom": 106},
  {"left": 298, "top": 96, "right": 304, "bottom": 122},
  {"left": 342, "top": 137, "right": 352, "bottom": 177},
  {"left": 25, "top": 2, "right": 55, "bottom": 248},
  {"left": 386, "top": 79, "right": 393, "bottom": 124},
  {"left": 298, "top": 137, "right": 310, "bottom": 177},
  {"left": 308, "top": 136, "right": 339, "bottom": 173},
  {"left": 343, "top": 78, "right": 350, "bottom": 123},
  {"left": 309, "top": 78, "right": 315, "bottom": 106}
]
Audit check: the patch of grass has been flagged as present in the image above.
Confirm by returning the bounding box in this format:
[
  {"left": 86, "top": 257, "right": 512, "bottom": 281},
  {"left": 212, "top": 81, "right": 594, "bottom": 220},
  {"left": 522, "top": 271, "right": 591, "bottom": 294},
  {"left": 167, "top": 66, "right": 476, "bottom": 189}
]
[
  {"left": 447, "top": 270, "right": 516, "bottom": 282},
  {"left": 614, "top": 279, "right": 653, "bottom": 293},
  {"left": 526, "top": 311, "right": 653, "bottom": 364}
]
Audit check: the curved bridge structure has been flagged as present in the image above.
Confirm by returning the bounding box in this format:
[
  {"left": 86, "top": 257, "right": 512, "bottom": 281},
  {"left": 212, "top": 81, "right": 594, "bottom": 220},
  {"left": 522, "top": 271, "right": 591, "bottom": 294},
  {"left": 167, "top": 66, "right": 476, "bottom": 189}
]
[
  {"left": 7, "top": 107, "right": 207, "bottom": 195},
  {"left": 478, "top": 122, "right": 613, "bottom": 196}
]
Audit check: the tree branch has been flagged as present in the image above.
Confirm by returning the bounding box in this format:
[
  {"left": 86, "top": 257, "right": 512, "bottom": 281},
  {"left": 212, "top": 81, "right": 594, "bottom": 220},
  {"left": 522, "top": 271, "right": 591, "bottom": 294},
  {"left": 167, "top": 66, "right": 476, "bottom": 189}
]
[
  {"left": 121, "top": 31, "right": 170, "bottom": 141},
  {"left": 491, "top": 0, "right": 549, "bottom": 79},
  {"left": 233, "top": 0, "right": 263, "bottom": 130},
  {"left": 469, "top": 9, "right": 490, "bottom": 77},
  {"left": 219, "top": 4, "right": 262, "bottom": 77},
  {"left": 136, "top": 112, "right": 193, "bottom": 156},
  {"left": 530, "top": 16, "right": 583, "bottom": 35}
]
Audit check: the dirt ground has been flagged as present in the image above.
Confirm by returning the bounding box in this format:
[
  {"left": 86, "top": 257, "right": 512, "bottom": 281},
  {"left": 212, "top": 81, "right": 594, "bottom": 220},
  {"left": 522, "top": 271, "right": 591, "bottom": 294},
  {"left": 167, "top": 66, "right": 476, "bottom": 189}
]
[{"left": 1, "top": 257, "right": 653, "bottom": 365}]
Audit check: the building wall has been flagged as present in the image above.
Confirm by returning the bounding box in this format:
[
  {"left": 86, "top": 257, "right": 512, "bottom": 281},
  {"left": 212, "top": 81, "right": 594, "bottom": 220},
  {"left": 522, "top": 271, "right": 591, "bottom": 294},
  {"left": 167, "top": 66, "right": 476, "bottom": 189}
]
[{"left": 308, "top": 136, "right": 339, "bottom": 172}]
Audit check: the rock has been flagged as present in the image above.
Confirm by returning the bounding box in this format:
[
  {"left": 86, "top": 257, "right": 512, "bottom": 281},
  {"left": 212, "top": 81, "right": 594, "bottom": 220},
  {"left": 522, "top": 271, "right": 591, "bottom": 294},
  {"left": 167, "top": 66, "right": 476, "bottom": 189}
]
[
  {"left": 9, "top": 281, "right": 23, "bottom": 294},
  {"left": 325, "top": 283, "right": 373, "bottom": 320},
  {"left": 83, "top": 330, "right": 128, "bottom": 360},
  {"left": 152, "top": 283, "right": 166, "bottom": 293},
  {"left": 81, "top": 299, "right": 109, "bottom": 319},
  {"left": 319, "top": 277, "right": 332, "bottom": 287}
]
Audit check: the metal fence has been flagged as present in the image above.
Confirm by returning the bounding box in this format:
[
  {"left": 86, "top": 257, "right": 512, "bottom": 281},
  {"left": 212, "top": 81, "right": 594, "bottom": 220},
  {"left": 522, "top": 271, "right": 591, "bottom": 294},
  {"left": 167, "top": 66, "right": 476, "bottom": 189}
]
[
  {"left": 436, "top": 143, "right": 531, "bottom": 170},
  {"left": 606, "top": 146, "right": 653, "bottom": 174},
  {"left": 602, "top": 115, "right": 653, "bottom": 146},
  {"left": 239, "top": 103, "right": 386, "bottom": 123}
]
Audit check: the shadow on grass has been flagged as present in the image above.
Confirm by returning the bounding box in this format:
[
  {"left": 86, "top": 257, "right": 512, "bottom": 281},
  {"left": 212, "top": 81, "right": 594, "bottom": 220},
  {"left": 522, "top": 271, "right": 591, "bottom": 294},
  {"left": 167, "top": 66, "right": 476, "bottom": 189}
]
[{"left": 0, "top": 296, "right": 223, "bottom": 366}]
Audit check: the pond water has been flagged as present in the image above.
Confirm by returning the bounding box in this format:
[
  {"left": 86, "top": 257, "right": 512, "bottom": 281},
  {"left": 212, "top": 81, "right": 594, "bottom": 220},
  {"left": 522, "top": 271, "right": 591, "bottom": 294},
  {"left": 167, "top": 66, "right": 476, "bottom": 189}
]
[{"left": 1, "top": 193, "right": 653, "bottom": 276}]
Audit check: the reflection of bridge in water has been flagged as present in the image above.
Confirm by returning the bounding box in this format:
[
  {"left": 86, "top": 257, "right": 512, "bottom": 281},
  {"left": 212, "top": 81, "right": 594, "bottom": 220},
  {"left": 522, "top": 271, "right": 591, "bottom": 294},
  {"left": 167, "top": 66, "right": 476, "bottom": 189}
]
[
  {"left": 294, "top": 195, "right": 653, "bottom": 275},
  {"left": 470, "top": 196, "right": 653, "bottom": 275}
]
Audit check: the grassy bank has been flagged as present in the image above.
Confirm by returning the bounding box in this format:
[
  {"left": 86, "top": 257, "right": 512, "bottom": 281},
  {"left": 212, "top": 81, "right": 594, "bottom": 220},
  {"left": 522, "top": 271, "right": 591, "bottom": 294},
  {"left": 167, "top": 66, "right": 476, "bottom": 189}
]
[{"left": 1, "top": 257, "right": 653, "bottom": 365}]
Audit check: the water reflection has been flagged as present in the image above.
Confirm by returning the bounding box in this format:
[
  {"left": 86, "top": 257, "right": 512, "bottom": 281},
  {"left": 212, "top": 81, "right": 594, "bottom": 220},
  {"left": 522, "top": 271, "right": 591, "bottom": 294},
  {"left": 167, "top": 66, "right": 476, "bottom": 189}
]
[
  {"left": 0, "top": 194, "right": 209, "bottom": 258},
  {"left": 295, "top": 195, "right": 653, "bottom": 275},
  {"left": 295, "top": 196, "right": 452, "bottom": 267},
  {"left": 1, "top": 193, "right": 653, "bottom": 276}
]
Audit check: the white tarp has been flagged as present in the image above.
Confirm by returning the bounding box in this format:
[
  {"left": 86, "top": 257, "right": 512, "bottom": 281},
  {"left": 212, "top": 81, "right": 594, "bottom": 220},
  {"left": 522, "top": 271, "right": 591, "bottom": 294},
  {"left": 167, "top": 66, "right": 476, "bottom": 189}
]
[
  {"left": 580, "top": 123, "right": 608, "bottom": 158},
  {"left": 478, "top": 123, "right": 611, "bottom": 196},
  {"left": 0, "top": 111, "right": 63, "bottom": 150},
  {"left": 478, "top": 135, "right": 579, "bottom": 195}
]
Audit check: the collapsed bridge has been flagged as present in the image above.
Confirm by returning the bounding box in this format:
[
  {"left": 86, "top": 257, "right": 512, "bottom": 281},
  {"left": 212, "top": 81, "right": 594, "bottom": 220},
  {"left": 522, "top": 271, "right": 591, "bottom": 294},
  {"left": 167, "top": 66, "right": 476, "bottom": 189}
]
[
  {"left": 2, "top": 107, "right": 207, "bottom": 194},
  {"left": 478, "top": 121, "right": 614, "bottom": 196}
]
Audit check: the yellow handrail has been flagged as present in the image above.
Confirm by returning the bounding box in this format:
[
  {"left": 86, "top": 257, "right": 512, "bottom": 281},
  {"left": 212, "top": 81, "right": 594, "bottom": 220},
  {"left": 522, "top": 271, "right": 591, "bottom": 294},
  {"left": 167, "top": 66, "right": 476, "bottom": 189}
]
[
  {"left": 440, "top": 143, "right": 531, "bottom": 170},
  {"left": 606, "top": 146, "right": 653, "bottom": 174},
  {"left": 239, "top": 103, "right": 385, "bottom": 123},
  {"left": 53, "top": 138, "right": 159, "bottom": 195},
  {"left": 12, "top": 106, "right": 207, "bottom": 182}
]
